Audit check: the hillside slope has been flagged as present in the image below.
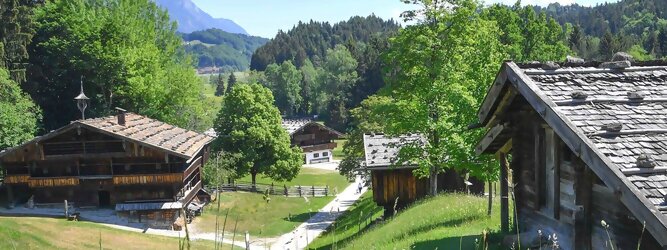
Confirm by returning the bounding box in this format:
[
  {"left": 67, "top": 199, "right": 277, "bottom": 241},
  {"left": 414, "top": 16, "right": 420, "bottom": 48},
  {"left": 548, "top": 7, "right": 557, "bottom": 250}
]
[
  {"left": 155, "top": 0, "right": 247, "bottom": 34},
  {"left": 320, "top": 194, "right": 504, "bottom": 249},
  {"left": 182, "top": 28, "right": 268, "bottom": 71}
]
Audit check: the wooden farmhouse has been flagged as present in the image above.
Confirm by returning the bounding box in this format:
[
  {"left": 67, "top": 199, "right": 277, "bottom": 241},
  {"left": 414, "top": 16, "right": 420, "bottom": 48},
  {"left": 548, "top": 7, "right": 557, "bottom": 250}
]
[
  {"left": 0, "top": 111, "right": 213, "bottom": 229},
  {"left": 281, "top": 119, "right": 342, "bottom": 164},
  {"left": 475, "top": 57, "right": 667, "bottom": 249},
  {"left": 362, "top": 133, "right": 431, "bottom": 217}
]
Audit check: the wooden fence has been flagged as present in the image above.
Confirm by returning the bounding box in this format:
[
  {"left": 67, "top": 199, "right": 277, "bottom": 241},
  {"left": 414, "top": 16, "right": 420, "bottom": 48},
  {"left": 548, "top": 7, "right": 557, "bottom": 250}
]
[{"left": 211, "top": 182, "right": 329, "bottom": 197}]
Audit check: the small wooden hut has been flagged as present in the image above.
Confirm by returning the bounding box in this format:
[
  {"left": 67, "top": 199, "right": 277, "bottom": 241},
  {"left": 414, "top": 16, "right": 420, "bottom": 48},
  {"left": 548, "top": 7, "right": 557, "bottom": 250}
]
[
  {"left": 282, "top": 119, "right": 342, "bottom": 164},
  {"left": 475, "top": 57, "right": 667, "bottom": 249},
  {"left": 362, "top": 133, "right": 430, "bottom": 217},
  {"left": 0, "top": 111, "right": 213, "bottom": 229}
]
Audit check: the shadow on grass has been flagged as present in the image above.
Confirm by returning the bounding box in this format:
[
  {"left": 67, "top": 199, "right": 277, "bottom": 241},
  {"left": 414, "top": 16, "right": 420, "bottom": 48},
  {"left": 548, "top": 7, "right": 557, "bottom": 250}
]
[
  {"left": 409, "top": 231, "right": 507, "bottom": 250},
  {"left": 283, "top": 211, "right": 316, "bottom": 224}
]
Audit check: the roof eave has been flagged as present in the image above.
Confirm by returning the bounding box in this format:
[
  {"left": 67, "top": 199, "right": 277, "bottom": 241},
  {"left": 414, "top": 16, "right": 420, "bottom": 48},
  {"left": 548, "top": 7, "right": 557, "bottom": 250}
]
[{"left": 503, "top": 61, "right": 667, "bottom": 247}]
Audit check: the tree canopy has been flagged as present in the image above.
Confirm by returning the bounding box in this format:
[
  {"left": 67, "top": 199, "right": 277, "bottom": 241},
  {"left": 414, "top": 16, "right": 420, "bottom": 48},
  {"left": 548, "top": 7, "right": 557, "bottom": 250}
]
[
  {"left": 213, "top": 83, "right": 302, "bottom": 185},
  {"left": 0, "top": 67, "right": 41, "bottom": 150},
  {"left": 26, "top": 0, "right": 208, "bottom": 131}
]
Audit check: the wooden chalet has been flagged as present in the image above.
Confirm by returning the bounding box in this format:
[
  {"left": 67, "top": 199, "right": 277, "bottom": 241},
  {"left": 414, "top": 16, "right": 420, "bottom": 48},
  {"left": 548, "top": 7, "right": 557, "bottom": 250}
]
[
  {"left": 0, "top": 111, "right": 213, "bottom": 229},
  {"left": 475, "top": 56, "right": 667, "bottom": 249},
  {"left": 362, "top": 133, "right": 431, "bottom": 217},
  {"left": 282, "top": 119, "right": 342, "bottom": 164}
]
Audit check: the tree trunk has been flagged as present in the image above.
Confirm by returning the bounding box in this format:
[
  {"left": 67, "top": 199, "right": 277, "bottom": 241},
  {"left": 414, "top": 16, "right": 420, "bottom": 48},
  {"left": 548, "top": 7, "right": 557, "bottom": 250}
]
[
  {"left": 251, "top": 172, "right": 257, "bottom": 192},
  {"left": 429, "top": 167, "right": 438, "bottom": 196},
  {"left": 487, "top": 180, "right": 493, "bottom": 216}
]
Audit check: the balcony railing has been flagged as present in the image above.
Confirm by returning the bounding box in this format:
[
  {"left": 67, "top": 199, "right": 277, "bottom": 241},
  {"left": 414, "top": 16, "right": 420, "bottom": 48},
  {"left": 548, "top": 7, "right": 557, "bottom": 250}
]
[
  {"left": 4, "top": 175, "right": 29, "bottom": 184},
  {"left": 112, "top": 173, "right": 183, "bottom": 185},
  {"left": 28, "top": 177, "right": 79, "bottom": 188}
]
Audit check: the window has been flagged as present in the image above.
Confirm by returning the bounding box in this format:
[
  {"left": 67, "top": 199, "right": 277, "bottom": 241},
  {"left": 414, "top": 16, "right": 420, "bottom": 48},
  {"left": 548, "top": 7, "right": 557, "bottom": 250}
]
[
  {"left": 323, "top": 152, "right": 329, "bottom": 157},
  {"left": 313, "top": 153, "right": 320, "bottom": 158}
]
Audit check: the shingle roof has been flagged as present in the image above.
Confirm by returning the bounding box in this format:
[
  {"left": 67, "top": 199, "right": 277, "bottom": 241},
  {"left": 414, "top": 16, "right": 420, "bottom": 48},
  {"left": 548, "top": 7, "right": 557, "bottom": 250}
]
[
  {"left": 281, "top": 119, "right": 343, "bottom": 137},
  {"left": 523, "top": 63, "right": 667, "bottom": 211},
  {"left": 0, "top": 113, "right": 213, "bottom": 160},
  {"left": 281, "top": 119, "right": 312, "bottom": 135},
  {"left": 363, "top": 133, "right": 426, "bottom": 169},
  {"left": 477, "top": 59, "right": 667, "bottom": 246},
  {"left": 80, "top": 113, "right": 213, "bottom": 159}
]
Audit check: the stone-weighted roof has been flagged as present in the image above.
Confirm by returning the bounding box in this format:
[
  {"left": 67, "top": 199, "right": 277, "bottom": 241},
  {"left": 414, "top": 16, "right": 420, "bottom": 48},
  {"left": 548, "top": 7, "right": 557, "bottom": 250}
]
[
  {"left": 476, "top": 58, "right": 667, "bottom": 246},
  {"left": 523, "top": 63, "right": 667, "bottom": 212},
  {"left": 80, "top": 113, "right": 214, "bottom": 159},
  {"left": 363, "top": 133, "right": 426, "bottom": 169}
]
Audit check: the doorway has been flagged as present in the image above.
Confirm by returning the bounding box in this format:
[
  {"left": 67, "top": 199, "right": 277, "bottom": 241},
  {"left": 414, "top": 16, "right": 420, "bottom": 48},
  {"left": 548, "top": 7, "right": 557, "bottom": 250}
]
[{"left": 98, "top": 191, "right": 111, "bottom": 207}]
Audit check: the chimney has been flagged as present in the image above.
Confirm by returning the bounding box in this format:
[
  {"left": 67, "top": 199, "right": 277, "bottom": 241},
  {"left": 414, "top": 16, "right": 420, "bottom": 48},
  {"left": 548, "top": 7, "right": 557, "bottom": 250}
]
[{"left": 115, "top": 107, "right": 127, "bottom": 126}]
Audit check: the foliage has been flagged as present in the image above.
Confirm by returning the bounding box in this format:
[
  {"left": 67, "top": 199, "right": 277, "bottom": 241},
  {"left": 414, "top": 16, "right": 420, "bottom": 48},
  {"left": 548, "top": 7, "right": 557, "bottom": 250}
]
[
  {"left": 317, "top": 45, "right": 358, "bottom": 131},
  {"left": 481, "top": 3, "right": 570, "bottom": 62},
  {"left": 371, "top": 0, "right": 503, "bottom": 194},
  {"left": 214, "top": 73, "right": 225, "bottom": 96},
  {"left": 27, "top": 0, "right": 208, "bottom": 131},
  {"left": 181, "top": 28, "right": 268, "bottom": 71},
  {"left": 338, "top": 96, "right": 391, "bottom": 179},
  {"left": 0, "top": 0, "right": 43, "bottom": 83},
  {"left": 213, "top": 83, "right": 302, "bottom": 184},
  {"left": 0, "top": 68, "right": 41, "bottom": 150},
  {"left": 202, "top": 151, "right": 239, "bottom": 187},
  {"left": 250, "top": 15, "right": 399, "bottom": 71},
  {"left": 264, "top": 60, "right": 302, "bottom": 116},
  {"left": 226, "top": 72, "right": 237, "bottom": 93}
]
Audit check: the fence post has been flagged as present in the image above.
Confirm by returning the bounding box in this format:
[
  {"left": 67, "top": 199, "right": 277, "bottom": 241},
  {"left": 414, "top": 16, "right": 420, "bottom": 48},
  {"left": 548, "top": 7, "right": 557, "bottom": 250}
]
[
  {"left": 284, "top": 184, "right": 288, "bottom": 196},
  {"left": 325, "top": 185, "right": 328, "bottom": 196},
  {"left": 298, "top": 185, "right": 302, "bottom": 197},
  {"left": 271, "top": 183, "right": 274, "bottom": 195},
  {"left": 312, "top": 185, "right": 315, "bottom": 197}
]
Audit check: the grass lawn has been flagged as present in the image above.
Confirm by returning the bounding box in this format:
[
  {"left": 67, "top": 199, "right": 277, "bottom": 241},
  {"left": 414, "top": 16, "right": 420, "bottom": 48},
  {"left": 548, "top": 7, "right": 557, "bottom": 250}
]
[
  {"left": 237, "top": 168, "right": 350, "bottom": 191},
  {"left": 0, "top": 217, "right": 220, "bottom": 250},
  {"left": 307, "top": 191, "right": 383, "bottom": 249},
  {"left": 317, "top": 193, "right": 507, "bottom": 249},
  {"left": 195, "top": 168, "right": 351, "bottom": 237},
  {"left": 196, "top": 192, "right": 333, "bottom": 237},
  {"left": 332, "top": 139, "right": 346, "bottom": 160}
]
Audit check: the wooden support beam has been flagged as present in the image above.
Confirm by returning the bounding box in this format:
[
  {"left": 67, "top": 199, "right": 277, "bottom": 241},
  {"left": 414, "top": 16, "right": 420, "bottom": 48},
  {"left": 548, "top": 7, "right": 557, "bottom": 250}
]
[
  {"left": 475, "top": 123, "right": 508, "bottom": 155},
  {"left": 574, "top": 159, "right": 593, "bottom": 250},
  {"left": 499, "top": 152, "right": 510, "bottom": 233}
]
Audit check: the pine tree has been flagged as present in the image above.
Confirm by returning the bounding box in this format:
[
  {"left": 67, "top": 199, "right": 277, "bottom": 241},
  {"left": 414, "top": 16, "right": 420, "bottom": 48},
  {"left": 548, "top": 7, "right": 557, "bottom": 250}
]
[
  {"left": 226, "top": 73, "right": 237, "bottom": 93},
  {"left": 599, "top": 30, "right": 616, "bottom": 60},
  {"left": 0, "top": 0, "right": 42, "bottom": 83},
  {"left": 569, "top": 25, "right": 583, "bottom": 53},
  {"left": 658, "top": 26, "right": 667, "bottom": 59},
  {"left": 214, "top": 74, "right": 225, "bottom": 96}
]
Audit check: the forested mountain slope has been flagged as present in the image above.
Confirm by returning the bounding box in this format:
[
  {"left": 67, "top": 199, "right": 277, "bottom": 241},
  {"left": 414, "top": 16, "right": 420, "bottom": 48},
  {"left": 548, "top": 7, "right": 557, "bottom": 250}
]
[
  {"left": 250, "top": 15, "right": 400, "bottom": 71},
  {"left": 181, "top": 28, "right": 268, "bottom": 71}
]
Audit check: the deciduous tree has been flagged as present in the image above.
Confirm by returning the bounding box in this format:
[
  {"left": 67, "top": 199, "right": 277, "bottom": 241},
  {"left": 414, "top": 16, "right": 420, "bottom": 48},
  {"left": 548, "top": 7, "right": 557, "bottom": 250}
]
[
  {"left": 0, "top": 68, "right": 41, "bottom": 150},
  {"left": 213, "top": 83, "right": 302, "bottom": 185}
]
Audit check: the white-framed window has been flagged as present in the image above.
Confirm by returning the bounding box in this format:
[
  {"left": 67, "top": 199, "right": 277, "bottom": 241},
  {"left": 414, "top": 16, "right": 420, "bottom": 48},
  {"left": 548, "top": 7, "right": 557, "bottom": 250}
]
[
  {"left": 314, "top": 153, "right": 320, "bottom": 158},
  {"left": 323, "top": 152, "right": 329, "bottom": 157}
]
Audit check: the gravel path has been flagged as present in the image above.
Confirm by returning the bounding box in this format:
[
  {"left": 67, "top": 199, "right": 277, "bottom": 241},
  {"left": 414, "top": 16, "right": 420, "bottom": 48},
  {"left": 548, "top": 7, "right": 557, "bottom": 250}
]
[{"left": 270, "top": 175, "right": 368, "bottom": 250}]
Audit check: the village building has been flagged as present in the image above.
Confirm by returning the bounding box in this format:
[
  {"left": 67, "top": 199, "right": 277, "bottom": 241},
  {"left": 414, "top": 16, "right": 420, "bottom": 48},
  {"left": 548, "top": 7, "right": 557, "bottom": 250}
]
[
  {"left": 362, "top": 133, "right": 429, "bottom": 217},
  {"left": 281, "top": 119, "right": 342, "bottom": 164},
  {"left": 475, "top": 55, "right": 667, "bottom": 249},
  {"left": 0, "top": 110, "right": 214, "bottom": 229}
]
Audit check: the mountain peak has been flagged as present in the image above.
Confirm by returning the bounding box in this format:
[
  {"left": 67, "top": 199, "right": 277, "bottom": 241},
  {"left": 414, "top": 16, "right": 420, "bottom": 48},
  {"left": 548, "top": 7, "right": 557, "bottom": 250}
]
[{"left": 154, "top": 0, "right": 248, "bottom": 35}]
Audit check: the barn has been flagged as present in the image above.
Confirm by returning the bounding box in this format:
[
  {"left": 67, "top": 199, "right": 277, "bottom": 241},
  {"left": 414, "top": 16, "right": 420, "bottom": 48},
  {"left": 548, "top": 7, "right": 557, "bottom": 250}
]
[
  {"left": 363, "top": 133, "right": 430, "bottom": 217},
  {"left": 0, "top": 110, "right": 213, "bottom": 229},
  {"left": 475, "top": 55, "right": 667, "bottom": 249},
  {"left": 281, "top": 119, "right": 342, "bottom": 164}
]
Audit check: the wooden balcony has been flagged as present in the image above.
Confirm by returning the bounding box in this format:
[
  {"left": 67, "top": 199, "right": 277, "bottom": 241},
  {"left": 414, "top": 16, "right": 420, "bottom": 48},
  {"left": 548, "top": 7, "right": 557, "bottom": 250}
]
[
  {"left": 183, "top": 156, "right": 202, "bottom": 180},
  {"left": 112, "top": 173, "right": 182, "bottom": 185},
  {"left": 300, "top": 142, "right": 337, "bottom": 152},
  {"left": 28, "top": 177, "right": 79, "bottom": 188},
  {"left": 4, "top": 175, "right": 29, "bottom": 184}
]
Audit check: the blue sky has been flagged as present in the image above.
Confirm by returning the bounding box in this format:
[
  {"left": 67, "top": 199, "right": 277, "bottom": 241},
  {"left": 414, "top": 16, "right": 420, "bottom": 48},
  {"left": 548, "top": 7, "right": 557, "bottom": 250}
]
[{"left": 191, "top": 0, "right": 619, "bottom": 38}]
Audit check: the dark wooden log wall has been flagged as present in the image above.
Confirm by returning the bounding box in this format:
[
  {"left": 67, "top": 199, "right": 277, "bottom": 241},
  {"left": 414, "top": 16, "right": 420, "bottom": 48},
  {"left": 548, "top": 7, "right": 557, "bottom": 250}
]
[
  {"left": 371, "top": 169, "right": 429, "bottom": 207},
  {"left": 291, "top": 124, "right": 337, "bottom": 147},
  {"left": 506, "top": 99, "right": 661, "bottom": 250}
]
